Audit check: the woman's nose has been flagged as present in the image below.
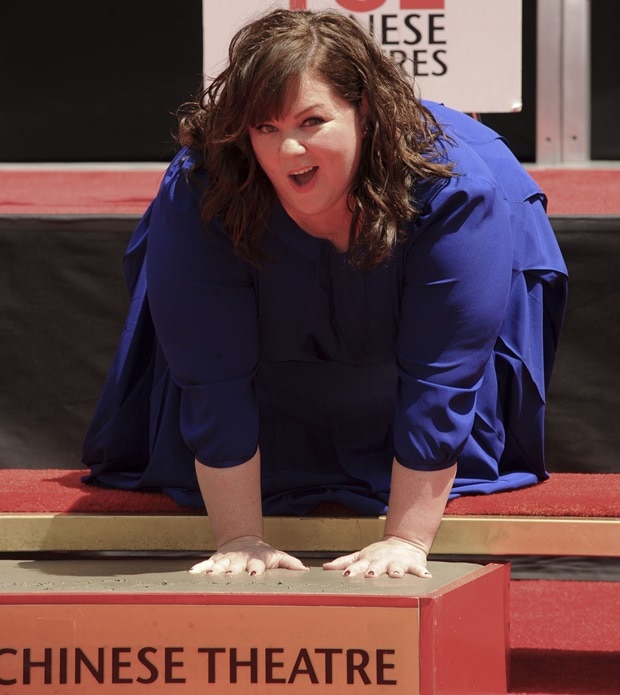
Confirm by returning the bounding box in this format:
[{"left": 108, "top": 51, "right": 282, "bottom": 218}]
[{"left": 280, "top": 136, "right": 306, "bottom": 156}]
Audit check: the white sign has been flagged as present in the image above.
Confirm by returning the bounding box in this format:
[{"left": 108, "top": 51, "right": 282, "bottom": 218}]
[{"left": 202, "top": 0, "right": 522, "bottom": 113}]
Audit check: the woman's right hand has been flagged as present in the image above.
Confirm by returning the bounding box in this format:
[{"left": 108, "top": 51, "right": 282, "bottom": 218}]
[{"left": 188, "top": 535, "right": 310, "bottom": 577}]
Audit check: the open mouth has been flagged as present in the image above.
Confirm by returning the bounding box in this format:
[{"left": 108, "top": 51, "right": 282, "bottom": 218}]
[{"left": 289, "top": 166, "right": 318, "bottom": 187}]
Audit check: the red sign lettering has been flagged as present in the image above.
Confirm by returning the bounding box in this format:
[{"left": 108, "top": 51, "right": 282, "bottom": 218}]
[
  {"left": 290, "top": 1, "right": 445, "bottom": 10},
  {"left": 401, "top": 0, "right": 445, "bottom": 7},
  {"left": 332, "top": 0, "right": 386, "bottom": 10}
]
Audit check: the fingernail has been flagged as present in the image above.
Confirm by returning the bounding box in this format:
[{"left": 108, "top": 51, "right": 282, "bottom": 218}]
[
  {"left": 366, "top": 571, "right": 375, "bottom": 577},
  {"left": 343, "top": 570, "right": 351, "bottom": 577},
  {"left": 250, "top": 571, "right": 257, "bottom": 577}
]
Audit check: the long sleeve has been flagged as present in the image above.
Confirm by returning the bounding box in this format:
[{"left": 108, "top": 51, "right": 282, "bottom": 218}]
[
  {"left": 146, "top": 153, "right": 260, "bottom": 467},
  {"left": 394, "top": 173, "right": 513, "bottom": 470}
]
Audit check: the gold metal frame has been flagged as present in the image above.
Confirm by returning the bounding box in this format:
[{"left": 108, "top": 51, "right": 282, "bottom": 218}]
[{"left": 1, "top": 513, "right": 617, "bottom": 557}]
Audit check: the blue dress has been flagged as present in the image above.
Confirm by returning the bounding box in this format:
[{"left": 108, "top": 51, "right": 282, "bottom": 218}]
[{"left": 82, "top": 102, "right": 568, "bottom": 515}]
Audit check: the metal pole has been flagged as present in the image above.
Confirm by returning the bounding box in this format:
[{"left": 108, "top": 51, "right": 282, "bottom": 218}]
[
  {"left": 536, "top": 0, "right": 591, "bottom": 164},
  {"left": 561, "top": 0, "right": 591, "bottom": 162},
  {"left": 536, "top": 0, "right": 564, "bottom": 164}
]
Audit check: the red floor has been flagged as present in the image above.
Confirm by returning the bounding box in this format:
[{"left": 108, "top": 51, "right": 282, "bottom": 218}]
[
  {"left": 1, "top": 166, "right": 619, "bottom": 216},
  {"left": 510, "top": 580, "right": 619, "bottom": 695}
]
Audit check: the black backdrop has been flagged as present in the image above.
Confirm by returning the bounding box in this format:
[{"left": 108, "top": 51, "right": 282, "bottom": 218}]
[
  {"left": 0, "top": 215, "right": 618, "bottom": 473},
  {"left": 0, "top": 0, "right": 202, "bottom": 162}
]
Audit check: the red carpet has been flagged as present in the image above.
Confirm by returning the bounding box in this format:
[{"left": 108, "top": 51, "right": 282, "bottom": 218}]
[
  {"left": 509, "top": 580, "right": 619, "bottom": 695},
  {"left": 445, "top": 474, "right": 620, "bottom": 517},
  {"left": 0, "top": 469, "right": 201, "bottom": 514},
  {"left": 0, "top": 469, "right": 617, "bottom": 517},
  {"left": 0, "top": 168, "right": 164, "bottom": 215},
  {"left": 1, "top": 167, "right": 620, "bottom": 216},
  {"left": 527, "top": 168, "right": 620, "bottom": 216}
]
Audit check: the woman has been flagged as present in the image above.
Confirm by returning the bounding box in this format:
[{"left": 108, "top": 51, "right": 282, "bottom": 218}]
[{"left": 83, "top": 9, "right": 567, "bottom": 579}]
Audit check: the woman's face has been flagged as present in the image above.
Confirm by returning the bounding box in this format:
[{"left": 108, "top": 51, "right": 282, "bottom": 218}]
[{"left": 248, "top": 72, "right": 365, "bottom": 245}]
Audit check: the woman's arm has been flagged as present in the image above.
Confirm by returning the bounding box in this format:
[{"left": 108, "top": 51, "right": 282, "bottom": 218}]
[
  {"left": 323, "top": 459, "right": 456, "bottom": 578},
  {"left": 143, "top": 161, "right": 307, "bottom": 576},
  {"left": 189, "top": 451, "right": 309, "bottom": 576},
  {"left": 383, "top": 458, "right": 456, "bottom": 558},
  {"left": 326, "top": 176, "right": 512, "bottom": 578},
  {"left": 195, "top": 451, "right": 263, "bottom": 547}
]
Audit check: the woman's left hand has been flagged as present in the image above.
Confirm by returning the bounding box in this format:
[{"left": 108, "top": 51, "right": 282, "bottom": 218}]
[{"left": 322, "top": 536, "right": 432, "bottom": 579}]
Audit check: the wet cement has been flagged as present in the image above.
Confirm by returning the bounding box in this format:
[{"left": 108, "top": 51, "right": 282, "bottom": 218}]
[{"left": 0, "top": 558, "right": 486, "bottom": 598}]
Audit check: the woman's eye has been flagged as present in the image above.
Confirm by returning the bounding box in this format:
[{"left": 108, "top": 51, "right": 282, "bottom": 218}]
[
  {"left": 304, "top": 117, "right": 324, "bottom": 127},
  {"left": 254, "top": 124, "right": 277, "bottom": 134}
]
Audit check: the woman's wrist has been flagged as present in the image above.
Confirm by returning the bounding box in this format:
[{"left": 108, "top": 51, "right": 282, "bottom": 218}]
[
  {"left": 217, "top": 534, "right": 265, "bottom": 551},
  {"left": 382, "top": 534, "right": 429, "bottom": 554}
]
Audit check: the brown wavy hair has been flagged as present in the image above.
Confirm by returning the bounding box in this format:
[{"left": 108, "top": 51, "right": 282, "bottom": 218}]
[{"left": 177, "top": 9, "right": 454, "bottom": 268}]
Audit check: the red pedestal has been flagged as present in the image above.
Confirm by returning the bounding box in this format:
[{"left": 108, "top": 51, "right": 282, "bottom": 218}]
[{"left": 0, "top": 560, "right": 509, "bottom": 694}]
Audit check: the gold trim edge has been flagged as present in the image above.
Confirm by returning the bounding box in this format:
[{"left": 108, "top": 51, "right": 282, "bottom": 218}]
[{"left": 0, "top": 514, "right": 617, "bottom": 556}]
